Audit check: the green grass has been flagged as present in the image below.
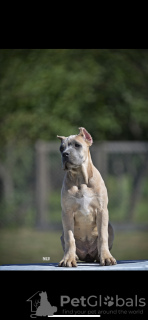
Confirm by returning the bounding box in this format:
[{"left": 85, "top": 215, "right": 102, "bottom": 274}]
[
  {"left": 111, "top": 230, "right": 148, "bottom": 260},
  {"left": 0, "top": 228, "right": 63, "bottom": 265},
  {"left": 0, "top": 228, "right": 148, "bottom": 265}
]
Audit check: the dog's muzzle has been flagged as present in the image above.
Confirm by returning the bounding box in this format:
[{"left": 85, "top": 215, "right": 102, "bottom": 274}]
[
  {"left": 62, "top": 152, "right": 80, "bottom": 171},
  {"left": 62, "top": 151, "right": 70, "bottom": 170},
  {"left": 62, "top": 151, "right": 70, "bottom": 159}
]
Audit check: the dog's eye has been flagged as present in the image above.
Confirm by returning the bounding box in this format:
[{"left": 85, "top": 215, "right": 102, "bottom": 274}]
[{"left": 75, "top": 143, "right": 81, "bottom": 148}]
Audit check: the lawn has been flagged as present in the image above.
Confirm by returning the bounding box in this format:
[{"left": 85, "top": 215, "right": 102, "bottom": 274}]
[
  {"left": 0, "top": 228, "right": 63, "bottom": 265},
  {"left": 0, "top": 228, "right": 148, "bottom": 265}
]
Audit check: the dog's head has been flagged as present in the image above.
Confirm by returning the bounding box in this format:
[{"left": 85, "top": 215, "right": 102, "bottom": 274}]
[
  {"left": 57, "top": 127, "right": 93, "bottom": 170},
  {"left": 39, "top": 291, "right": 47, "bottom": 299}
]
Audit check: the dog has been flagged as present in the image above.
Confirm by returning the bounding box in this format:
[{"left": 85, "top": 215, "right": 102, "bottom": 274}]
[{"left": 57, "top": 127, "right": 116, "bottom": 267}]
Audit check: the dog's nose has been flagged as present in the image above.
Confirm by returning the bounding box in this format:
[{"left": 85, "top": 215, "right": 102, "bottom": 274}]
[{"left": 63, "top": 151, "right": 69, "bottom": 158}]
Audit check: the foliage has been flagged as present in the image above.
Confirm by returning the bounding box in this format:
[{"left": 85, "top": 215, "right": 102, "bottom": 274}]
[{"left": 0, "top": 49, "right": 148, "bottom": 145}]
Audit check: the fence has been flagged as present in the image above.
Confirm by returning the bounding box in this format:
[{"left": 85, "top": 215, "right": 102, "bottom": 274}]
[{"left": 0, "top": 141, "right": 148, "bottom": 230}]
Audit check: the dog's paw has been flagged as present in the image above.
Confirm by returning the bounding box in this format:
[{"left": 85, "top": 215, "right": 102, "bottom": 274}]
[
  {"left": 100, "top": 251, "right": 116, "bottom": 266},
  {"left": 58, "top": 253, "right": 78, "bottom": 267}
]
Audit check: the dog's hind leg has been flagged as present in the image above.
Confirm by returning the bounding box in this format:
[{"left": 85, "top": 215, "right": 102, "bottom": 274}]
[{"left": 108, "top": 222, "right": 114, "bottom": 251}]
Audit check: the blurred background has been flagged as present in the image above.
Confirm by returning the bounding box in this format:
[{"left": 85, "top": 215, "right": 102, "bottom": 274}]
[{"left": 0, "top": 49, "right": 148, "bottom": 265}]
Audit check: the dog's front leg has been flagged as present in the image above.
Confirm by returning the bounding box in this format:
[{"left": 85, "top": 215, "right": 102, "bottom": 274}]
[
  {"left": 59, "top": 211, "right": 78, "bottom": 267},
  {"left": 96, "top": 207, "right": 116, "bottom": 266}
]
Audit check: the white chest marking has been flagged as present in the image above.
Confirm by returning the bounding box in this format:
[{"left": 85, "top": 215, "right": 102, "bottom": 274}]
[{"left": 75, "top": 195, "right": 93, "bottom": 215}]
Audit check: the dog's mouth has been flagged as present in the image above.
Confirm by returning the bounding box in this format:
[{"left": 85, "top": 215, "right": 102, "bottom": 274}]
[
  {"left": 62, "top": 160, "right": 79, "bottom": 171},
  {"left": 62, "top": 161, "right": 69, "bottom": 170}
]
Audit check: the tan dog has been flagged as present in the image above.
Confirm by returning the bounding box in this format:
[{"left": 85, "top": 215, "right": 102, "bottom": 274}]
[{"left": 57, "top": 127, "right": 116, "bottom": 267}]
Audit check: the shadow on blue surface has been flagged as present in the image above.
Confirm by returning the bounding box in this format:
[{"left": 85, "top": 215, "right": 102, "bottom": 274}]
[{"left": 1, "top": 260, "right": 148, "bottom": 267}]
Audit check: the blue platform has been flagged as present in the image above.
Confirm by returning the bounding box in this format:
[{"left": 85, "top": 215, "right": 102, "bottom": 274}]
[{"left": 0, "top": 260, "right": 148, "bottom": 270}]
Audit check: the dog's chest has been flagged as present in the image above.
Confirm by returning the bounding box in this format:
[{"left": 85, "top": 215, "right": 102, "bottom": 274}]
[
  {"left": 68, "top": 184, "right": 100, "bottom": 216},
  {"left": 75, "top": 194, "right": 93, "bottom": 215}
]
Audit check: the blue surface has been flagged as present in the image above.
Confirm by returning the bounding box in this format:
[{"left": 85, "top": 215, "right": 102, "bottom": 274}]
[{"left": 0, "top": 260, "right": 148, "bottom": 270}]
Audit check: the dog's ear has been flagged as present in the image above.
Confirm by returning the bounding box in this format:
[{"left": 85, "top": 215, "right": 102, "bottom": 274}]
[
  {"left": 78, "top": 127, "right": 93, "bottom": 146},
  {"left": 57, "top": 135, "right": 66, "bottom": 142}
]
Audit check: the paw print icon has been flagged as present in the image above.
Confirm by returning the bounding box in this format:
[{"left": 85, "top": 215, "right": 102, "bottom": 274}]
[{"left": 103, "top": 296, "right": 114, "bottom": 307}]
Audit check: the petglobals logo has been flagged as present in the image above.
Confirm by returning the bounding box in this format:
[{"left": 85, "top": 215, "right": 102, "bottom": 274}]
[{"left": 26, "top": 291, "right": 146, "bottom": 318}]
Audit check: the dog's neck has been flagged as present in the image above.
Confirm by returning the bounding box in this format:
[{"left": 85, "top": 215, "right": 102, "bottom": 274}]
[{"left": 67, "top": 151, "right": 93, "bottom": 187}]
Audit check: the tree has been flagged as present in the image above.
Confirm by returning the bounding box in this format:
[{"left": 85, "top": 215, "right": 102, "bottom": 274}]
[{"left": 0, "top": 49, "right": 148, "bottom": 146}]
